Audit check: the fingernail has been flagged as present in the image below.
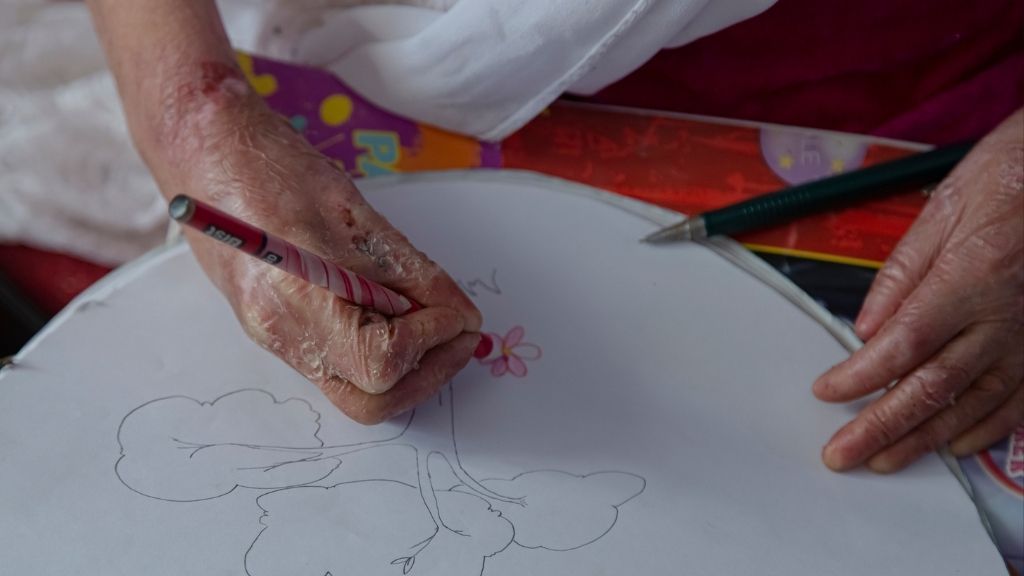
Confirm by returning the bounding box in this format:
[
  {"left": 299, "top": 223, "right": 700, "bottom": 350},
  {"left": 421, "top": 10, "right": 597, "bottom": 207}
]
[
  {"left": 853, "top": 315, "right": 871, "bottom": 338},
  {"left": 866, "top": 453, "right": 899, "bottom": 474},
  {"left": 822, "top": 441, "right": 845, "bottom": 471},
  {"left": 853, "top": 309, "right": 865, "bottom": 329},
  {"left": 812, "top": 376, "right": 832, "bottom": 399},
  {"left": 948, "top": 438, "right": 973, "bottom": 457}
]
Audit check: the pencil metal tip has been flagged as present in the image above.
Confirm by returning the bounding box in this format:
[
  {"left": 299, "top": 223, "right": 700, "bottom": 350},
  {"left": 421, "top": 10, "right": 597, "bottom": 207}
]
[
  {"left": 642, "top": 219, "right": 693, "bottom": 244},
  {"left": 641, "top": 229, "right": 675, "bottom": 244}
]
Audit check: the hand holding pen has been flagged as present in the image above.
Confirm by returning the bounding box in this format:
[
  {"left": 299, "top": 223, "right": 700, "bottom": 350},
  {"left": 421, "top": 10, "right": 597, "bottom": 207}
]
[{"left": 156, "top": 90, "right": 480, "bottom": 425}]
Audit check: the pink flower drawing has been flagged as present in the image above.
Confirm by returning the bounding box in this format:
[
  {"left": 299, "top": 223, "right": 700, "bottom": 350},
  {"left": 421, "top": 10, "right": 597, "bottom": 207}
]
[{"left": 477, "top": 326, "right": 542, "bottom": 378}]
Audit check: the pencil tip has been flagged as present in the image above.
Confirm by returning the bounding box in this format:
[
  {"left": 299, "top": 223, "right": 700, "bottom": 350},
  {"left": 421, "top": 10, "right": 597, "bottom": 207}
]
[{"left": 641, "top": 224, "right": 685, "bottom": 244}]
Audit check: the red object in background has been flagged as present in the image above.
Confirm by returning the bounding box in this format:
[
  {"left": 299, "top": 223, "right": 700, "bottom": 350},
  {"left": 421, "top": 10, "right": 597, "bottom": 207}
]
[
  {"left": 590, "top": 0, "right": 1024, "bottom": 147},
  {"left": 504, "top": 104, "right": 925, "bottom": 266},
  {"left": 0, "top": 245, "right": 111, "bottom": 316},
  {"left": 6, "top": 0, "right": 1022, "bottom": 316}
]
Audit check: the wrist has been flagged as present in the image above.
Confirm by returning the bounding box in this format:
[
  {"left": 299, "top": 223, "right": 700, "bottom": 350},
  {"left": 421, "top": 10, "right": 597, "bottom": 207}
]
[{"left": 131, "top": 57, "right": 261, "bottom": 177}]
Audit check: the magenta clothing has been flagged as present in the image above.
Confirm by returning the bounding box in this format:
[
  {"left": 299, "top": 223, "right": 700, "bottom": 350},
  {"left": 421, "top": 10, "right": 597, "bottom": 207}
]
[{"left": 589, "top": 0, "right": 1024, "bottom": 145}]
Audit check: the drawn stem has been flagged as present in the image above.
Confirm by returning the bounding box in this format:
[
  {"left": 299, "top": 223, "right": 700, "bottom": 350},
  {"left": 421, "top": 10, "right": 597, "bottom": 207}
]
[{"left": 411, "top": 385, "right": 524, "bottom": 506}]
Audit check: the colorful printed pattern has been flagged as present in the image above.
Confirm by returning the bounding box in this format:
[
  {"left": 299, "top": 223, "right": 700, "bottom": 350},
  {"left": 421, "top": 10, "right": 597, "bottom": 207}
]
[
  {"left": 242, "top": 51, "right": 930, "bottom": 268},
  {"left": 240, "top": 53, "right": 501, "bottom": 179}
]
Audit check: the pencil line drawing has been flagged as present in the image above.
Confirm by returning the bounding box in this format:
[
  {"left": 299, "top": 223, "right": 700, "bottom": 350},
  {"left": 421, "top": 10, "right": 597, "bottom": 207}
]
[
  {"left": 457, "top": 269, "right": 502, "bottom": 298},
  {"left": 115, "top": 328, "right": 644, "bottom": 575}
]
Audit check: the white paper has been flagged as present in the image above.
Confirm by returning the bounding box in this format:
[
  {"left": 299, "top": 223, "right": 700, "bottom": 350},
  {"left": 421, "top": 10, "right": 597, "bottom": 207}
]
[{"left": 0, "top": 171, "right": 1003, "bottom": 574}]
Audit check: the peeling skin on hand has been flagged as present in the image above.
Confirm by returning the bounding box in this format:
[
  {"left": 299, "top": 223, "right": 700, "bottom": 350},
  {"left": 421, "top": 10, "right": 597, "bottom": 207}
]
[
  {"left": 88, "top": 3, "right": 479, "bottom": 423},
  {"left": 350, "top": 229, "right": 430, "bottom": 278},
  {"left": 169, "top": 93, "right": 482, "bottom": 423},
  {"left": 156, "top": 60, "right": 253, "bottom": 162},
  {"left": 221, "top": 256, "right": 464, "bottom": 396}
]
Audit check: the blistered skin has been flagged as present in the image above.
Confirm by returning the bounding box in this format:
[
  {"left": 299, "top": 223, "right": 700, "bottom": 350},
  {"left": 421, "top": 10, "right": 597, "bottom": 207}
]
[
  {"left": 814, "top": 108, "right": 1024, "bottom": 472},
  {"left": 156, "top": 59, "right": 481, "bottom": 424}
]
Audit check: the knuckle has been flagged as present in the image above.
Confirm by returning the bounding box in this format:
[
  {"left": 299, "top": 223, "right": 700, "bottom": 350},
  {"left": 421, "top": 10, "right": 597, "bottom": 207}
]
[
  {"left": 973, "top": 369, "right": 1014, "bottom": 397},
  {"left": 236, "top": 300, "right": 281, "bottom": 349},
  {"left": 929, "top": 176, "right": 963, "bottom": 202},
  {"left": 358, "top": 318, "right": 394, "bottom": 357},
  {"left": 909, "top": 363, "right": 971, "bottom": 408},
  {"left": 357, "top": 320, "right": 415, "bottom": 393},
  {"left": 887, "top": 316, "right": 930, "bottom": 361},
  {"left": 993, "top": 143, "right": 1024, "bottom": 193},
  {"left": 862, "top": 407, "right": 900, "bottom": 448},
  {"left": 878, "top": 249, "right": 916, "bottom": 283},
  {"left": 967, "top": 232, "right": 1022, "bottom": 275}
]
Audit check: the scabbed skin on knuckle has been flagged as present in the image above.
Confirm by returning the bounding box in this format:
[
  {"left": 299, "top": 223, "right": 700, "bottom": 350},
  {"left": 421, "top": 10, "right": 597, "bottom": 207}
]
[
  {"left": 904, "top": 366, "right": 964, "bottom": 412},
  {"left": 975, "top": 369, "right": 1015, "bottom": 398}
]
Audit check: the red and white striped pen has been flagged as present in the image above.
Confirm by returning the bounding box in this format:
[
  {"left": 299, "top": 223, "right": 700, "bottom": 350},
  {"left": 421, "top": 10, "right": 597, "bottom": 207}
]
[{"left": 168, "top": 195, "right": 420, "bottom": 317}]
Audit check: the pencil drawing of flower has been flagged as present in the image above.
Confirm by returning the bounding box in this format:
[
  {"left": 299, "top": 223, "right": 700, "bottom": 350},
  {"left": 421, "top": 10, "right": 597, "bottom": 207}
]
[{"left": 480, "top": 326, "right": 542, "bottom": 378}]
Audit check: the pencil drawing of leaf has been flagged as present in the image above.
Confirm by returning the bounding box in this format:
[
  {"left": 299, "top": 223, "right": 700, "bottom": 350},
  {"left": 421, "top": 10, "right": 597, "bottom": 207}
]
[
  {"left": 116, "top": 384, "right": 646, "bottom": 574},
  {"left": 116, "top": 389, "right": 350, "bottom": 501},
  {"left": 244, "top": 481, "right": 513, "bottom": 576},
  {"left": 473, "top": 470, "right": 646, "bottom": 551}
]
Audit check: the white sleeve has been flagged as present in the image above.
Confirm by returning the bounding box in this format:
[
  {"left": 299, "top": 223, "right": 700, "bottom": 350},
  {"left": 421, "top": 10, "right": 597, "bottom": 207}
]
[{"left": 245, "top": 0, "right": 777, "bottom": 141}]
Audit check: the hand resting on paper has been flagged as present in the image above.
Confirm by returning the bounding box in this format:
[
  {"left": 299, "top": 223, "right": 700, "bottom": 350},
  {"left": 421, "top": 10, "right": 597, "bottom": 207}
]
[
  {"left": 814, "top": 108, "right": 1024, "bottom": 472},
  {"left": 88, "top": 0, "right": 481, "bottom": 424}
]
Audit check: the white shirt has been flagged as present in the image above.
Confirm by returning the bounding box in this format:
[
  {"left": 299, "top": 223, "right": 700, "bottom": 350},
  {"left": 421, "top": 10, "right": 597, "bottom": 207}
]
[{"left": 228, "top": 0, "right": 777, "bottom": 140}]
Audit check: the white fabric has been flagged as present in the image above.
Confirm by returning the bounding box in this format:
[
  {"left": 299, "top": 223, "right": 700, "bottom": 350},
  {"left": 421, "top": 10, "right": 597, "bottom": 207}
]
[
  {"left": 241, "top": 0, "right": 776, "bottom": 140},
  {"left": 0, "top": 0, "right": 773, "bottom": 265},
  {"left": 0, "top": 1, "right": 167, "bottom": 265}
]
